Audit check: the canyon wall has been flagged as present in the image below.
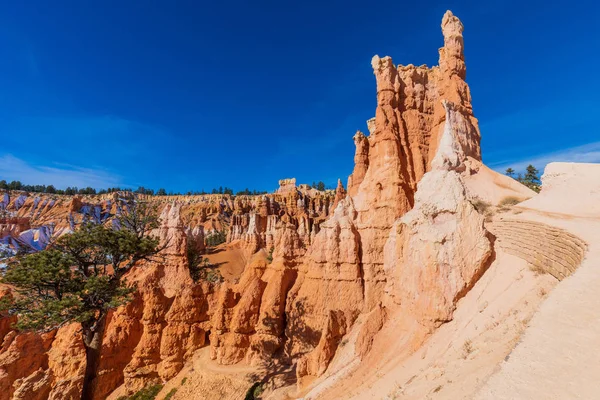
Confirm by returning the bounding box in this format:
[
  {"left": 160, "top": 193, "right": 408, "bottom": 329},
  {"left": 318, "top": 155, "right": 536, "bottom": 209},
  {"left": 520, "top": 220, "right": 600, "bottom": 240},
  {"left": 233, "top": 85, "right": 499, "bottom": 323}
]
[{"left": 0, "top": 183, "right": 336, "bottom": 398}]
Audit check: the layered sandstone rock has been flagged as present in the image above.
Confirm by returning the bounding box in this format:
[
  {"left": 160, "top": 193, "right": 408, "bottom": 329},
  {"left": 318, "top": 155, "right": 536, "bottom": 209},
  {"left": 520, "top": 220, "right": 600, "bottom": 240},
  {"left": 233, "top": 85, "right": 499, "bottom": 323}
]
[{"left": 288, "top": 198, "right": 364, "bottom": 383}]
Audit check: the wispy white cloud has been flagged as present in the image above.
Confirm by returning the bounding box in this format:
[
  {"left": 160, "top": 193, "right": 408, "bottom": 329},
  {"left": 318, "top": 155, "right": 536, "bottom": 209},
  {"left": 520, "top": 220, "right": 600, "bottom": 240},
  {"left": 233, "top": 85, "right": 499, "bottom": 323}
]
[
  {"left": 489, "top": 141, "right": 600, "bottom": 173},
  {"left": 0, "top": 154, "right": 124, "bottom": 189},
  {"left": 1, "top": 114, "right": 171, "bottom": 189}
]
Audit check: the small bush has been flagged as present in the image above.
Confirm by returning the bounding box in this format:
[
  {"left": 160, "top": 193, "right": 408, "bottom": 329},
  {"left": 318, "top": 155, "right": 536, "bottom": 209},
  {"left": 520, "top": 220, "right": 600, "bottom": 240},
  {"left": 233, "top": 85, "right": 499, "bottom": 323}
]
[
  {"left": 163, "top": 388, "right": 177, "bottom": 400},
  {"left": 187, "top": 241, "right": 204, "bottom": 282},
  {"left": 471, "top": 198, "right": 491, "bottom": 214},
  {"left": 199, "top": 267, "right": 224, "bottom": 284},
  {"left": 498, "top": 196, "right": 521, "bottom": 207},
  {"left": 181, "top": 377, "right": 187, "bottom": 385},
  {"left": 245, "top": 382, "right": 264, "bottom": 400},
  {"left": 529, "top": 263, "right": 547, "bottom": 276},
  {"left": 253, "top": 384, "right": 264, "bottom": 399},
  {"left": 118, "top": 384, "right": 163, "bottom": 400},
  {"left": 266, "top": 247, "right": 274, "bottom": 264},
  {"left": 188, "top": 252, "right": 223, "bottom": 284},
  {"left": 462, "top": 339, "right": 473, "bottom": 358},
  {"left": 206, "top": 231, "right": 227, "bottom": 247}
]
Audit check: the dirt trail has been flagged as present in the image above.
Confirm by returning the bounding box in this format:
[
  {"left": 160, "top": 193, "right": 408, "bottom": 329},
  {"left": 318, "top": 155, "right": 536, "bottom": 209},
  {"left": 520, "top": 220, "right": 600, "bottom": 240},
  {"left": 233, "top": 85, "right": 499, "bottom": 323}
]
[{"left": 155, "top": 347, "right": 260, "bottom": 400}]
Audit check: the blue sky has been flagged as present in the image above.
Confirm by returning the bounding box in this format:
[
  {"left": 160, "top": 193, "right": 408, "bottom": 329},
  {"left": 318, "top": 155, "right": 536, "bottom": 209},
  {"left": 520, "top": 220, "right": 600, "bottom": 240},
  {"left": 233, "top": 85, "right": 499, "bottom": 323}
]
[{"left": 0, "top": 0, "right": 598, "bottom": 192}]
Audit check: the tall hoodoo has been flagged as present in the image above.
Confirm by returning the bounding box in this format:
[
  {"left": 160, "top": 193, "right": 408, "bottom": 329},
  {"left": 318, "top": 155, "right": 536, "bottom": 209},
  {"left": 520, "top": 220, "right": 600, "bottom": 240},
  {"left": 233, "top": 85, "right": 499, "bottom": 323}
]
[
  {"left": 291, "top": 10, "right": 487, "bottom": 383},
  {"left": 440, "top": 10, "right": 466, "bottom": 79},
  {"left": 350, "top": 9, "right": 483, "bottom": 307},
  {"left": 347, "top": 130, "right": 369, "bottom": 197}
]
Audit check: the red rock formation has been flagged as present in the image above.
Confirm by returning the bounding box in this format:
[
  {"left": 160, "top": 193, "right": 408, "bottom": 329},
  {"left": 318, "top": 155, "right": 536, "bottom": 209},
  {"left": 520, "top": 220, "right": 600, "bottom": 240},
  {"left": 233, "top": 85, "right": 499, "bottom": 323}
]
[
  {"left": 276, "top": 178, "right": 297, "bottom": 194},
  {"left": 331, "top": 179, "right": 346, "bottom": 211},
  {"left": 0, "top": 217, "right": 30, "bottom": 238},
  {"left": 1, "top": 184, "right": 334, "bottom": 259},
  {"left": 347, "top": 131, "right": 369, "bottom": 197},
  {"left": 288, "top": 9, "right": 486, "bottom": 383},
  {"left": 0, "top": 330, "right": 56, "bottom": 400},
  {"left": 0, "top": 202, "right": 215, "bottom": 399}
]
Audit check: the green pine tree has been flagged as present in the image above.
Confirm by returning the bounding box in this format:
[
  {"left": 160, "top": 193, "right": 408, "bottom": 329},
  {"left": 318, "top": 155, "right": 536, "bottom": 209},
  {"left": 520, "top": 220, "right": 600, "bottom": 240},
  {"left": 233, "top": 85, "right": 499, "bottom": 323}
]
[
  {"left": 521, "top": 164, "right": 541, "bottom": 193},
  {"left": 0, "top": 201, "right": 164, "bottom": 400}
]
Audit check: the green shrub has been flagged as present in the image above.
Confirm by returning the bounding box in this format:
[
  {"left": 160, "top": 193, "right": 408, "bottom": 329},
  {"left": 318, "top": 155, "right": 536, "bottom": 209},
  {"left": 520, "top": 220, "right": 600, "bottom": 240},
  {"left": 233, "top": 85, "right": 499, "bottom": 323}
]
[
  {"left": 187, "top": 250, "right": 224, "bottom": 284},
  {"left": 199, "top": 267, "right": 224, "bottom": 284},
  {"left": 117, "top": 384, "right": 163, "bottom": 400},
  {"left": 266, "top": 247, "right": 274, "bottom": 264},
  {"left": 163, "top": 388, "right": 177, "bottom": 400},
  {"left": 253, "top": 384, "right": 264, "bottom": 399},
  {"left": 245, "top": 382, "right": 264, "bottom": 400},
  {"left": 187, "top": 241, "right": 204, "bottom": 282},
  {"left": 498, "top": 196, "right": 521, "bottom": 207},
  {"left": 471, "top": 198, "right": 491, "bottom": 214},
  {"left": 206, "top": 231, "right": 227, "bottom": 247}
]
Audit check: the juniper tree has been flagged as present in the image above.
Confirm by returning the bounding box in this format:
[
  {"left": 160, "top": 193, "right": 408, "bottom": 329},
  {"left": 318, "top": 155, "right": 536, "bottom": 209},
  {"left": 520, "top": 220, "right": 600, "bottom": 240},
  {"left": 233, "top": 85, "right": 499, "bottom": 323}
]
[
  {"left": 0, "top": 201, "right": 164, "bottom": 400},
  {"left": 505, "top": 167, "right": 515, "bottom": 178}
]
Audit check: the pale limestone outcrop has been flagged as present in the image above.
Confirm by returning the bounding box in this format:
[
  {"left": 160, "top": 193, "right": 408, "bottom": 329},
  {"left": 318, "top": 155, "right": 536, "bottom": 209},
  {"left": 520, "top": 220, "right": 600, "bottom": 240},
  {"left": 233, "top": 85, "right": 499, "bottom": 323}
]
[
  {"left": 383, "top": 168, "right": 492, "bottom": 325},
  {"left": 518, "top": 162, "right": 600, "bottom": 217},
  {"left": 381, "top": 91, "right": 491, "bottom": 331}
]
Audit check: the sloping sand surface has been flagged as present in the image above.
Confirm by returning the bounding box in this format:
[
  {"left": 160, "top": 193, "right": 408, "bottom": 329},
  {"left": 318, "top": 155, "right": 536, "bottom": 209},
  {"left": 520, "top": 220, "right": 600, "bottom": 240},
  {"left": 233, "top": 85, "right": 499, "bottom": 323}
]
[
  {"left": 301, "top": 249, "right": 556, "bottom": 400},
  {"left": 303, "top": 162, "right": 600, "bottom": 400},
  {"left": 204, "top": 241, "right": 248, "bottom": 281},
  {"left": 519, "top": 162, "right": 600, "bottom": 217},
  {"left": 475, "top": 212, "right": 600, "bottom": 399},
  {"left": 463, "top": 160, "right": 536, "bottom": 205}
]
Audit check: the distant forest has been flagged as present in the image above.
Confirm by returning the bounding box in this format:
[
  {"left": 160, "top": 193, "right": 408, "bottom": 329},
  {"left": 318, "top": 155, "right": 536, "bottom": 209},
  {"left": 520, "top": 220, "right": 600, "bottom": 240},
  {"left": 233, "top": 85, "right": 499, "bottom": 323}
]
[
  {"left": 0, "top": 180, "right": 330, "bottom": 196},
  {"left": 0, "top": 180, "right": 333, "bottom": 196},
  {"left": 0, "top": 180, "right": 271, "bottom": 197}
]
